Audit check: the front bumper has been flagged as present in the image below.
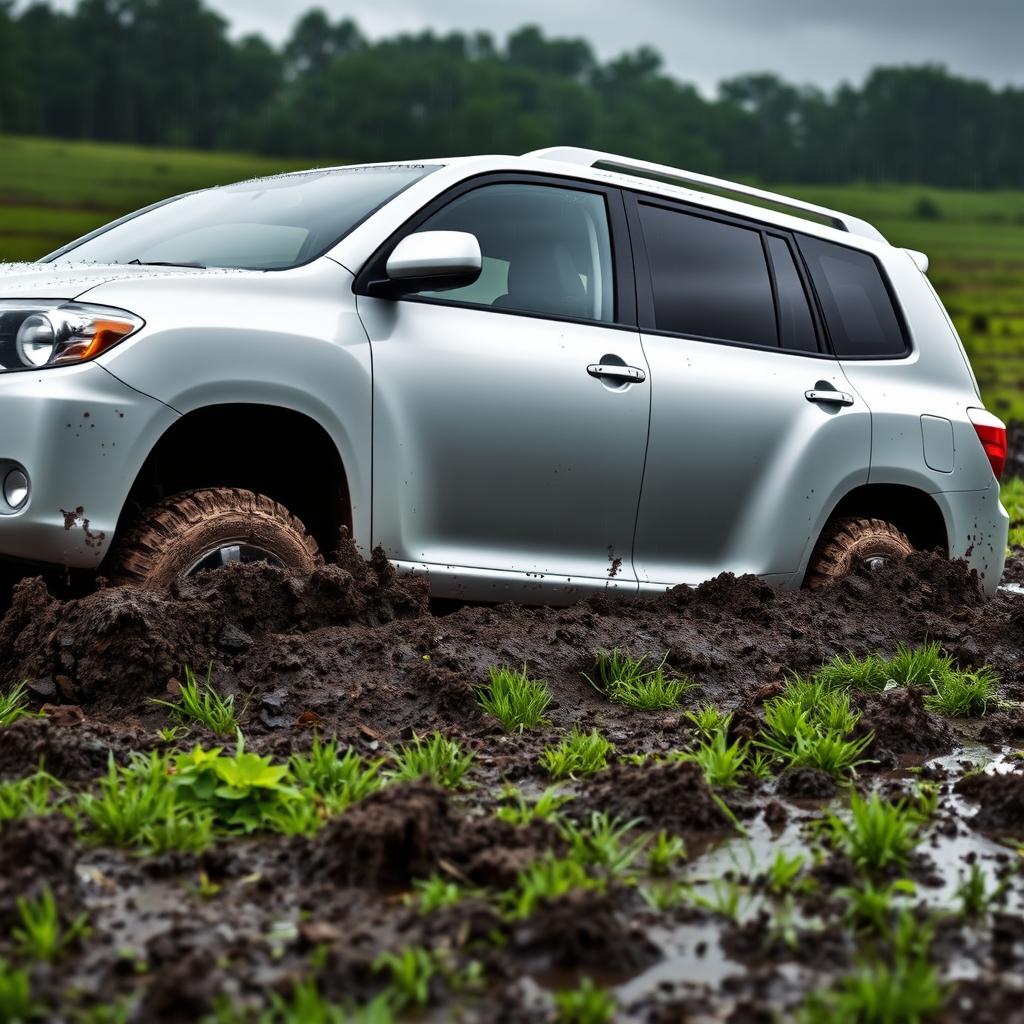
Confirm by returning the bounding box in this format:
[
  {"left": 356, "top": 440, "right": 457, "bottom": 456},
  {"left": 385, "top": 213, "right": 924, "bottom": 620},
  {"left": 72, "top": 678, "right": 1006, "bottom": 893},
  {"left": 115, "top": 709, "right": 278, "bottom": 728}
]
[
  {"left": 0, "top": 363, "right": 177, "bottom": 569},
  {"left": 936, "top": 485, "right": 1009, "bottom": 596}
]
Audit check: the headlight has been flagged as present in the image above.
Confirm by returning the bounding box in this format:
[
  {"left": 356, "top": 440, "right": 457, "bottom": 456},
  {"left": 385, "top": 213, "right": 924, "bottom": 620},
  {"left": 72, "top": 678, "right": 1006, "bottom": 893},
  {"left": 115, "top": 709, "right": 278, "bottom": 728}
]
[{"left": 0, "top": 301, "right": 143, "bottom": 372}]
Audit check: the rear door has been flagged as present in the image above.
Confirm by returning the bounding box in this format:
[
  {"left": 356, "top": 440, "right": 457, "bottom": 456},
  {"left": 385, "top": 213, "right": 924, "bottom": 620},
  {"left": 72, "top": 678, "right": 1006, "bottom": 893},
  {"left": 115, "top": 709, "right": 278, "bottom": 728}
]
[
  {"left": 355, "top": 176, "right": 650, "bottom": 598},
  {"left": 627, "top": 194, "right": 872, "bottom": 586}
]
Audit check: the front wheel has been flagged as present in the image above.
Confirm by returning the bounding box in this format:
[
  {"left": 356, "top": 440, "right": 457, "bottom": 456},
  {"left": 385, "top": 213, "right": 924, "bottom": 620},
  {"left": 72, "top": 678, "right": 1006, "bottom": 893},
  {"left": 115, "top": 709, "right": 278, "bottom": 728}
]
[
  {"left": 805, "top": 516, "right": 915, "bottom": 589},
  {"left": 109, "top": 487, "right": 322, "bottom": 587}
]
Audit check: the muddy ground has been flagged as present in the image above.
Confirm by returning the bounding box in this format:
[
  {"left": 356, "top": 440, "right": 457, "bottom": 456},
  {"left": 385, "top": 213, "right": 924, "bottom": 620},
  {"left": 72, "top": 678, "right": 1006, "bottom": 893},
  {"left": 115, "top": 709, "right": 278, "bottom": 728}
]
[{"left": 3, "top": 542, "right": 1024, "bottom": 1022}]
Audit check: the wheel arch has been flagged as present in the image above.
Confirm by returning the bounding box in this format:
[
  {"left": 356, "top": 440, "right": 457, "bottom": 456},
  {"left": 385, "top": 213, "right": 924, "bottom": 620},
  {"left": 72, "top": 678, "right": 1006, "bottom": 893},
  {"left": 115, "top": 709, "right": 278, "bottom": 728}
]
[
  {"left": 109, "top": 403, "right": 353, "bottom": 563},
  {"left": 802, "top": 483, "right": 949, "bottom": 585}
]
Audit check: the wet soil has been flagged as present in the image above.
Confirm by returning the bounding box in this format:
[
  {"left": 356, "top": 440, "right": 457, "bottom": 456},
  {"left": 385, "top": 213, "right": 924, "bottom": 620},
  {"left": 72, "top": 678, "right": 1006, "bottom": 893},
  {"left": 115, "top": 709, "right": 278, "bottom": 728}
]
[{"left": 2, "top": 545, "right": 1024, "bottom": 1021}]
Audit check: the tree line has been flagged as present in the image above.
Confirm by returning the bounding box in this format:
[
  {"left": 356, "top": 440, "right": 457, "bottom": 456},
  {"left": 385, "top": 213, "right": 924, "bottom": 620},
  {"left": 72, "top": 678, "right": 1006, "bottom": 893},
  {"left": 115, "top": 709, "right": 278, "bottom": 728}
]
[{"left": 1, "top": 0, "right": 1021, "bottom": 187}]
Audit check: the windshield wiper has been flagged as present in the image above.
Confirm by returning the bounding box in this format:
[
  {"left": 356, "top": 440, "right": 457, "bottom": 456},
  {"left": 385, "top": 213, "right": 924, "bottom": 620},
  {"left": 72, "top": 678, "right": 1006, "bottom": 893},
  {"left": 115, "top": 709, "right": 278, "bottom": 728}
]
[{"left": 126, "top": 259, "right": 207, "bottom": 269}]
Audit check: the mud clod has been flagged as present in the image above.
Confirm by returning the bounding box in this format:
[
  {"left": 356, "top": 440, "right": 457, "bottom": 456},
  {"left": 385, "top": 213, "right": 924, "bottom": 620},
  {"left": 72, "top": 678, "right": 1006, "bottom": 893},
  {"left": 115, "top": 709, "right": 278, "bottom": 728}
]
[{"left": 572, "top": 760, "right": 735, "bottom": 832}]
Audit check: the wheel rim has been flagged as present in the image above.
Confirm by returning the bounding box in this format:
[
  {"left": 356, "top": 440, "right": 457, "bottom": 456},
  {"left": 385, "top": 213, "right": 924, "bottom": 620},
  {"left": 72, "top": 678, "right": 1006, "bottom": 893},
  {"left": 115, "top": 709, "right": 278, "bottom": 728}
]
[
  {"left": 862, "top": 554, "right": 888, "bottom": 572},
  {"left": 185, "top": 543, "right": 285, "bottom": 577}
]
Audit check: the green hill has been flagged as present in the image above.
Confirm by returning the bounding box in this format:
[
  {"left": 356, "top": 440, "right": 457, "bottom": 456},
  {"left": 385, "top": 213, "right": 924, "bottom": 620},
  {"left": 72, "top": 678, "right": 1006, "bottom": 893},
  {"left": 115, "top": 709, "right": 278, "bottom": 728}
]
[{"left": 1, "top": 134, "right": 1022, "bottom": 418}]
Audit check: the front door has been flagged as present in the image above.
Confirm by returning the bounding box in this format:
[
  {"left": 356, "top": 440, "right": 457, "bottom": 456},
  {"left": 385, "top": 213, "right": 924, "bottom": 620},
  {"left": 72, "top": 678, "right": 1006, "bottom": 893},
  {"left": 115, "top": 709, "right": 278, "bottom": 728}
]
[{"left": 356, "top": 179, "right": 650, "bottom": 599}]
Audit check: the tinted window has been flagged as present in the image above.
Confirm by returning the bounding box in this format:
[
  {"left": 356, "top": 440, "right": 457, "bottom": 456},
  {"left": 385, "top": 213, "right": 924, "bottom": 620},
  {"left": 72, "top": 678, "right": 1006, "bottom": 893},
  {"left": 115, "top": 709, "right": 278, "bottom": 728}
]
[
  {"left": 417, "top": 184, "right": 615, "bottom": 323},
  {"left": 766, "top": 235, "right": 818, "bottom": 353},
  {"left": 638, "top": 203, "right": 777, "bottom": 347},
  {"left": 797, "top": 235, "right": 907, "bottom": 357},
  {"left": 50, "top": 166, "right": 435, "bottom": 271}
]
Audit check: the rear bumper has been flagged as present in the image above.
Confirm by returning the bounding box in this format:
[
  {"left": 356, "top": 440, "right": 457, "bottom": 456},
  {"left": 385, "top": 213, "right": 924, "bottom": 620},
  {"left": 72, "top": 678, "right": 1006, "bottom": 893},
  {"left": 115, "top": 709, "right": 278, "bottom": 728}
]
[
  {"left": 935, "top": 485, "right": 1008, "bottom": 596},
  {"left": 0, "top": 364, "right": 177, "bottom": 569}
]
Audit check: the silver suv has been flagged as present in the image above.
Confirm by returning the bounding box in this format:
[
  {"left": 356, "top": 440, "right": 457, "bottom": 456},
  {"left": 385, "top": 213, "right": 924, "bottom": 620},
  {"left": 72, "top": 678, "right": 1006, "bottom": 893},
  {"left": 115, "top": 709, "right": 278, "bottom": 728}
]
[{"left": 0, "top": 147, "right": 1009, "bottom": 598}]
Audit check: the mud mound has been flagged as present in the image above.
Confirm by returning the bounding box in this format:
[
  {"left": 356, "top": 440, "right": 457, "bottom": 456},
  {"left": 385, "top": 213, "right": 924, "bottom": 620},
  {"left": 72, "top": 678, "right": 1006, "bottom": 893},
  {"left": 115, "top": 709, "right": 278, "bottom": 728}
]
[
  {"left": 571, "top": 760, "right": 735, "bottom": 832},
  {"left": 775, "top": 767, "right": 837, "bottom": 799},
  {"left": 955, "top": 770, "right": 1024, "bottom": 832},
  {"left": 508, "top": 887, "right": 659, "bottom": 973},
  {"left": 304, "top": 781, "right": 559, "bottom": 888},
  {"left": 0, "top": 815, "right": 80, "bottom": 926},
  {"left": 852, "top": 687, "right": 955, "bottom": 756},
  {"left": 0, "top": 716, "right": 139, "bottom": 781},
  {"left": 0, "top": 549, "right": 428, "bottom": 708}
]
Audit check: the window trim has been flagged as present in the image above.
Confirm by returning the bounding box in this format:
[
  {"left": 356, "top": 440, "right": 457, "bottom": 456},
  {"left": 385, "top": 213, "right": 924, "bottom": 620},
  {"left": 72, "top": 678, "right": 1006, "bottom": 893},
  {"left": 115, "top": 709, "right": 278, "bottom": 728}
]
[
  {"left": 763, "top": 231, "right": 828, "bottom": 356},
  {"left": 626, "top": 190, "right": 834, "bottom": 359},
  {"left": 794, "top": 231, "right": 912, "bottom": 361},
  {"left": 353, "top": 171, "right": 637, "bottom": 331}
]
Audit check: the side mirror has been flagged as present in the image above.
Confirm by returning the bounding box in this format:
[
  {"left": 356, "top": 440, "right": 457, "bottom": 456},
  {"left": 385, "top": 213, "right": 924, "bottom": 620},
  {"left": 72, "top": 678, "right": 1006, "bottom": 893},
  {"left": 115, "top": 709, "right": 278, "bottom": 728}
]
[{"left": 383, "top": 230, "right": 482, "bottom": 293}]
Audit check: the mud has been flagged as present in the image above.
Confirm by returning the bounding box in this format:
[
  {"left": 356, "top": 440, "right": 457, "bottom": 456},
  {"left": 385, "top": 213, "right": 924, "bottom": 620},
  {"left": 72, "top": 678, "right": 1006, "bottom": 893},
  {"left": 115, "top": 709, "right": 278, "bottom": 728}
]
[
  {"left": 956, "top": 769, "right": 1024, "bottom": 832},
  {"left": 2, "top": 545, "right": 1024, "bottom": 1021}
]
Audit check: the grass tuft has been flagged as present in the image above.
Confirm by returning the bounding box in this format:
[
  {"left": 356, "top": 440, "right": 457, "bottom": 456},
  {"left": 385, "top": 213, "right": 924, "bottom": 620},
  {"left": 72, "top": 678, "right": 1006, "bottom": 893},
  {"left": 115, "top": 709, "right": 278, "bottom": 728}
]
[
  {"left": 12, "top": 887, "right": 90, "bottom": 962},
  {"left": 0, "top": 770, "right": 62, "bottom": 822},
  {"left": 0, "top": 959, "right": 38, "bottom": 1022},
  {"left": 502, "top": 854, "right": 601, "bottom": 919},
  {"left": 390, "top": 732, "right": 474, "bottom": 789},
  {"left": 540, "top": 727, "right": 613, "bottom": 780},
  {"left": 674, "top": 728, "right": 749, "bottom": 787},
  {"left": 152, "top": 665, "right": 239, "bottom": 736},
  {"left": 289, "top": 736, "right": 385, "bottom": 812},
  {"left": 585, "top": 650, "right": 691, "bottom": 711},
  {"left": 477, "top": 664, "right": 552, "bottom": 732},
  {"left": 0, "top": 682, "right": 38, "bottom": 728},
  {"left": 923, "top": 665, "right": 997, "bottom": 716},
  {"left": 496, "top": 785, "right": 570, "bottom": 825},
  {"left": 553, "top": 976, "right": 616, "bottom": 1024},
  {"left": 817, "top": 790, "right": 924, "bottom": 873}
]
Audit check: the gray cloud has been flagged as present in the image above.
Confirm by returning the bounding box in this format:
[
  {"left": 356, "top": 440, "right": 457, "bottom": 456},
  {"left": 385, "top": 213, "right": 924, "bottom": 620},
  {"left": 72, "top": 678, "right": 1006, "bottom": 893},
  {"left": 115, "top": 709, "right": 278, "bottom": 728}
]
[{"left": 35, "top": 0, "right": 1024, "bottom": 94}]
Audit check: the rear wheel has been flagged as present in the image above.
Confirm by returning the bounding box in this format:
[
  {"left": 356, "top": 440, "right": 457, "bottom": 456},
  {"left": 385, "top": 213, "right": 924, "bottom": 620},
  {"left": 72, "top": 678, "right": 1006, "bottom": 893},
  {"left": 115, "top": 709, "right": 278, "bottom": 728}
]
[
  {"left": 806, "top": 516, "right": 915, "bottom": 589},
  {"left": 109, "top": 487, "right": 322, "bottom": 587}
]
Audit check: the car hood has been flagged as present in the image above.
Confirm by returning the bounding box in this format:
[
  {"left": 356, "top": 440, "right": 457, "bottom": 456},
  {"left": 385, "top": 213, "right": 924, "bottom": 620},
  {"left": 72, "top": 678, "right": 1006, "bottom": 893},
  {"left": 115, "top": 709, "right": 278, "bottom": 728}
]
[{"left": 0, "top": 261, "right": 246, "bottom": 301}]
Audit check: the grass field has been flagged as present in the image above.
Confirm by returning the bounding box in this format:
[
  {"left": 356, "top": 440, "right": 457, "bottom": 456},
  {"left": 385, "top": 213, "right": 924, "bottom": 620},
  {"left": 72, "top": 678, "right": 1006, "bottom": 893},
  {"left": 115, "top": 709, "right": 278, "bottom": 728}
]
[{"left": 1, "top": 134, "right": 1023, "bottom": 418}]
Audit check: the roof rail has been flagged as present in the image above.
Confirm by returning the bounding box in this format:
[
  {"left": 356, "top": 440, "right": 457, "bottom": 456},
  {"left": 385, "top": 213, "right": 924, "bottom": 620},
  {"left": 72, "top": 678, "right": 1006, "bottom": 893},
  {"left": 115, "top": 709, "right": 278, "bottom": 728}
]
[{"left": 525, "top": 146, "right": 887, "bottom": 244}]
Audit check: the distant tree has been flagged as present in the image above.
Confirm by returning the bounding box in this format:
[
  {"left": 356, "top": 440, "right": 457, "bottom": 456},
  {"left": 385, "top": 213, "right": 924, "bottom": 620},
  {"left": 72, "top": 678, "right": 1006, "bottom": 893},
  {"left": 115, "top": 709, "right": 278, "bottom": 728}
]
[{"left": 0, "top": 1, "right": 1022, "bottom": 187}]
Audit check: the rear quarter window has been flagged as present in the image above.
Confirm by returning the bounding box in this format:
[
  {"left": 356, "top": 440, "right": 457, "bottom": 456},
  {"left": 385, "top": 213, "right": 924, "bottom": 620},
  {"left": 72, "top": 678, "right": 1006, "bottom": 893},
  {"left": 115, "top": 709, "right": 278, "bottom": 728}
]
[{"left": 797, "top": 235, "right": 908, "bottom": 358}]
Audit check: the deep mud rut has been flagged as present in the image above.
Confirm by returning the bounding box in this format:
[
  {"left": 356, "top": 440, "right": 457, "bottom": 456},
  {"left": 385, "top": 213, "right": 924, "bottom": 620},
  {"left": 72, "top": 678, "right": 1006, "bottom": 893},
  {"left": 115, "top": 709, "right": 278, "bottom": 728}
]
[{"left": 3, "top": 545, "right": 1024, "bottom": 1022}]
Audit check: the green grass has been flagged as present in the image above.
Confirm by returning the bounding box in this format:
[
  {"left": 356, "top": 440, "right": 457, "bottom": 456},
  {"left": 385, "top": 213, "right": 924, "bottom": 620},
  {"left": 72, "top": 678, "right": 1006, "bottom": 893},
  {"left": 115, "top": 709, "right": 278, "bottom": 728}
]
[
  {"left": 151, "top": 666, "right": 239, "bottom": 736},
  {"left": 496, "top": 784, "right": 571, "bottom": 825},
  {"left": 11, "top": 888, "right": 89, "bottom": 963},
  {"left": 684, "top": 704, "right": 732, "bottom": 741},
  {"left": 1004, "top": 477, "right": 1024, "bottom": 546},
  {"left": 553, "top": 977, "right": 616, "bottom": 1024},
  {"left": 0, "top": 683, "right": 37, "bottom": 728},
  {"left": 676, "top": 728, "right": 750, "bottom": 787},
  {"left": 0, "top": 770, "right": 62, "bottom": 821},
  {"left": 501, "top": 854, "right": 602, "bottom": 918},
  {"left": 539, "top": 727, "right": 614, "bottom": 780},
  {"left": 923, "top": 665, "right": 997, "bottom": 716},
  {"left": 389, "top": 732, "right": 474, "bottom": 789},
  {"left": 0, "top": 959, "right": 38, "bottom": 1022},
  {"left": 811, "top": 643, "right": 998, "bottom": 718},
  {"left": 477, "top": 664, "right": 552, "bottom": 732},
  {"left": 818, "top": 791, "right": 925, "bottom": 874},
  {"left": 750, "top": 676, "right": 874, "bottom": 781},
  {"left": 557, "top": 812, "right": 648, "bottom": 878},
  {"left": 289, "top": 736, "right": 385, "bottom": 813},
  {"left": 584, "top": 650, "right": 691, "bottom": 710}
]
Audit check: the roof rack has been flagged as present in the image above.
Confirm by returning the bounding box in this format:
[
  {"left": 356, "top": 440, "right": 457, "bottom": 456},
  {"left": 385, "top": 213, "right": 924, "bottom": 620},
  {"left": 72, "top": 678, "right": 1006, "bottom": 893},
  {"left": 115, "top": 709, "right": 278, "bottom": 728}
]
[{"left": 525, "top": 146, "right": 887, "bottom": 244}]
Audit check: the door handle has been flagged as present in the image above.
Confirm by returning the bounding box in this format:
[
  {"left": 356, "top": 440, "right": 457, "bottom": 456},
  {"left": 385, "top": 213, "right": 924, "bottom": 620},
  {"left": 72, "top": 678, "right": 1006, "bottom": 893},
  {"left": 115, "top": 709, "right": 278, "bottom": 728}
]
[
  {"left": 805, "top": 389, "right": 854, "bottom": 407},
  {"left": 588, "top": 363, "right": 647, "bottom": 384}
]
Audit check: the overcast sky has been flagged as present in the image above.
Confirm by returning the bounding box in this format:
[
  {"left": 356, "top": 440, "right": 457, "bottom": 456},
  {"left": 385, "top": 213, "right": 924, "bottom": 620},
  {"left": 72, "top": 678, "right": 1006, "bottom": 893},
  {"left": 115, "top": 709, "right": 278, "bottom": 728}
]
[{"left": 37, "top": 0, "right": 1024, "bottom": 95}]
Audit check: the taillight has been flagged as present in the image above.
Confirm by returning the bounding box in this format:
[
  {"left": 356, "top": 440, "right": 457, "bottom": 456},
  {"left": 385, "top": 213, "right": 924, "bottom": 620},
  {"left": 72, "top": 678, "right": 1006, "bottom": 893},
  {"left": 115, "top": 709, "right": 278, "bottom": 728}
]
[{"left": 967, "top": 408, "right": 1007, "bottom": 480}]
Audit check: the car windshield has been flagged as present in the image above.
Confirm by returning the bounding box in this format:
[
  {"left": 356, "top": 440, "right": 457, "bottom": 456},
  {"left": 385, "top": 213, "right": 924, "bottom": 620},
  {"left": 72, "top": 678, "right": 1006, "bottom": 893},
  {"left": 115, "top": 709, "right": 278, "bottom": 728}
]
[{"left": 47, "top": 165, "right": 436, "bottom": 271}]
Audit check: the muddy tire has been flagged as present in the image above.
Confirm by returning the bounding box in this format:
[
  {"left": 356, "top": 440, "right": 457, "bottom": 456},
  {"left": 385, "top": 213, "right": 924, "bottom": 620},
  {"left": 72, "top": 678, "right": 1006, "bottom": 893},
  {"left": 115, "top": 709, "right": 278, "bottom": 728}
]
[
  {"left": 109, "top": 487, "right": 322, "bottom": 587},
  {"left": 805, "top": 516, "right": 915, "bottom": 589}
]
